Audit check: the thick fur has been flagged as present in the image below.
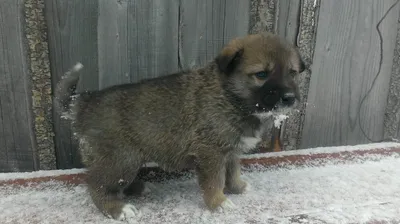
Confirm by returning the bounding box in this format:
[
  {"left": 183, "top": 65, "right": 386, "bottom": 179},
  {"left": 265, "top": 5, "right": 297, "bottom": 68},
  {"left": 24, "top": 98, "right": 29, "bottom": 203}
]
[{"left": 54, "top": 32, "right": 305, "bottom": 220}]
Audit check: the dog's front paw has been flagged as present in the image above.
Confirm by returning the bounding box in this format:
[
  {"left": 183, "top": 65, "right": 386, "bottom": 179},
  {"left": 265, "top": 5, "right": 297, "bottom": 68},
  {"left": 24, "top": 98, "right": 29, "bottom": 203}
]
[
  {"left": 216, "top": 198, "right": 237, "bottom": 213},
  {"left": 220, "top": 198, "right": 236, "bottom": 209},
  {"left": 203, "top": 191, "right": 238, "bottom": 212},
  {"left": 225, "top": 179, "right": 250, "bottom": 194}
]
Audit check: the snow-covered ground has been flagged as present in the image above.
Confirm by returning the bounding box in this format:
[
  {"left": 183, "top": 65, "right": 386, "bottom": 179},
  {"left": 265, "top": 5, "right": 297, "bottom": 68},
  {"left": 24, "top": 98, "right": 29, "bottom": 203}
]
[{"left": 1, "top": 143, "right": 400, "bottom": 224}]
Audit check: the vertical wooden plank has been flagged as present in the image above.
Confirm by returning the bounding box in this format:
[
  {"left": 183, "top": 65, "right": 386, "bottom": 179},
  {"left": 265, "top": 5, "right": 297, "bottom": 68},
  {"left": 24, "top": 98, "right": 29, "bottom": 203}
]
[
  {"left": 301, "top": 0, "right": 400, "bottom": 148},
  {"left": 280, "top": 0, "right": 320, "bottom": 151},
  {"left": 25, "top": 0, "right": 57, "bottom": 170},
  {"left": 384, "top": 7, "right": 400, "bottom": 140},
  {"left": 179, "top": 0, "right": 227, "bottom": 69},
  {"left": 0, "top": 0, "right": 37, "bottom": 172},
  {"left": 203, "top": 0, "right": 226, "bottom": 65},
  {"left": 44, "top": 0, "right": 99, "bottom": 169},
  {"left": 223, "top": 0, "right": 251, "bottom": 43},
  {"left": 128, "top": 0, "right": 180, "bottom": 82},
  {"left": 178, "top": 1, "right": 209, "bottom": 69},
  {"left": 179, "top": 0, "right": 250, "bottom": 69},
  {"left": 98, "top": 0, "right": 130, "bottom": 89},
  {"left": 275, "top": 0, "right": 301, "bottom": 45}
]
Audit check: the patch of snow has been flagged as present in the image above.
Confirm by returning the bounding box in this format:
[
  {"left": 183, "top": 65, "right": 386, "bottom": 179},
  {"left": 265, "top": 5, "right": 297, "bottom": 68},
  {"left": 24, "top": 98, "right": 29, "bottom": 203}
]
[
  {"left": 0, "top": 168, "right": 86, "bottom": 182},
  {"left": 60, "top": 62, "right": 83, "bottom": 80},
  {"left": 72, "top": 62, "right": 84, "bottom": 72},
  {"left": 273, "top": 114, "right": 288, "bottom": 128},
  {"left": 143, "top": 162, "right": 159, "bottom": 168},
  {"left": 1, "top": 143, "right": 398, "bottom": 182},
  {"left": 0, "top": 162, "right": 160, "bottom": 182},
  {"left": 1, "top": 157, "right": 400, "bottom": 223},
  {"left": 118, "top": 179, "right": 125, "bottom": 185},
  {"left": 241, "top": 142, "right": 400, "bottom": 160},
  {"left": 254, "top": 111, "right": 274, "bottom": 119}
]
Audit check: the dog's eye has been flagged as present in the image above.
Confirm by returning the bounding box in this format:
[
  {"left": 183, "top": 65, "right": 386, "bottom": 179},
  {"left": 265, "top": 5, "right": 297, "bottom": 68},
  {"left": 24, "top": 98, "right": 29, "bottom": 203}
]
[{"left": 255, "top": 71, "right": 268, "bottom": 79}]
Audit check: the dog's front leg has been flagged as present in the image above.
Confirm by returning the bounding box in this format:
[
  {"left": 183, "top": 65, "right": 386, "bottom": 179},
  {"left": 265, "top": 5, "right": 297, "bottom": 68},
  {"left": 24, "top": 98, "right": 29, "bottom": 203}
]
[
  {"left": 195, "top": 150, "right": 235, "bottom": 210},
  {"left": 224, "top": 153, "right": 248, "bottom": 194}
]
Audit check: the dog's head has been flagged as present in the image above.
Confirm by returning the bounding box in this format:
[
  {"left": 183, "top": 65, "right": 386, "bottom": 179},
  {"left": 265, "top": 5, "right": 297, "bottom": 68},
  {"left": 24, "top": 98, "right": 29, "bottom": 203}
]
[{"left": 216, "top": 32, "right": 305, "bottom": 115}]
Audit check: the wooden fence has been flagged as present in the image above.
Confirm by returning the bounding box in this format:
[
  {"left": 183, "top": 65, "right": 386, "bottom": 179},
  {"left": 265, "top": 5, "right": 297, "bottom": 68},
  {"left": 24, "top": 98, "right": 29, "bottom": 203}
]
[{"left": 0, "top": 0, "right": 399, "bottom": 172}]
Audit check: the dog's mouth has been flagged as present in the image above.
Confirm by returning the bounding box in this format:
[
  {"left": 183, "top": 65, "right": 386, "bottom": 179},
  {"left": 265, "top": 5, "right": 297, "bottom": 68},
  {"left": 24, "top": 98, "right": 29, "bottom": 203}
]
[
  {"left": 253, "top": 100, "right": 297, "bottom": 121},
  {"left": 254, "top": 94, "right": 298, "bottom": 114}
]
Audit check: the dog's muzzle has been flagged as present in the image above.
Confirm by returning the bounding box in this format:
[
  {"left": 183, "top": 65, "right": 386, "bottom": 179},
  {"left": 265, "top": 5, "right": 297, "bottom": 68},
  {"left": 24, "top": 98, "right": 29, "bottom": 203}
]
[{"left": 262, "top": 91, "right": 297, "bottom": 109}]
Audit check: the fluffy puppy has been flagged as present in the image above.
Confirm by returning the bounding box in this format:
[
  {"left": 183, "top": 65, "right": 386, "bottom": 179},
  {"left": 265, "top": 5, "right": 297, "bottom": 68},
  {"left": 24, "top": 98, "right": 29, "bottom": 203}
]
[{"left": 54, "top": 32, "right": 305, "bottom": 221}]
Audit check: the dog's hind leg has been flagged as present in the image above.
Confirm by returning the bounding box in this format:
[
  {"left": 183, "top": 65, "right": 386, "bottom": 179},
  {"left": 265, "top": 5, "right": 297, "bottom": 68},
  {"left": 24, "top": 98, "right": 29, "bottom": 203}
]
[
  {"left": 123, "top": 180, "right": 146, "bottom": 196},
  {"left": 85, "top": 149, "right": 143, "bottom": 221}
]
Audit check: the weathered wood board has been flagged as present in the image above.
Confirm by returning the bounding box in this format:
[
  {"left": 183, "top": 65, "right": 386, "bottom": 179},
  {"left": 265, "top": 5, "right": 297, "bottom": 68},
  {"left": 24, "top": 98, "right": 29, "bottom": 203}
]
[
  {"left": 301, "top": 0, "right": 400, "bottom": 148},
  {"left": 179, "top": 0, "right": 250, "bottom": 69},
  {"left": 384, "top": 3, "right": 400, "bottom": 141},
  {"left": 45, "top": 0, "right": 100, "bottom": 169},
  {"left": 0, "top": 0, "right": 38, "bottom": 172}
]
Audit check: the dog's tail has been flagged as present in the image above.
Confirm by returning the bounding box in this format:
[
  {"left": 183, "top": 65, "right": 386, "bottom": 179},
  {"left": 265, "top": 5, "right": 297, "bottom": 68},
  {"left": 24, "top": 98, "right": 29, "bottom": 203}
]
[{"left": 53, "top": 62, "right": 84, "bottom": 118}]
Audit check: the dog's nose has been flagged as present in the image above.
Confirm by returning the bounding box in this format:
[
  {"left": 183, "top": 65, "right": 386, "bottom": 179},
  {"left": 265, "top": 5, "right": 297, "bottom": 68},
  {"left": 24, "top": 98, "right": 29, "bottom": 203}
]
[{"left": 281, "top": 93, "right": 296, "bottom": 106}]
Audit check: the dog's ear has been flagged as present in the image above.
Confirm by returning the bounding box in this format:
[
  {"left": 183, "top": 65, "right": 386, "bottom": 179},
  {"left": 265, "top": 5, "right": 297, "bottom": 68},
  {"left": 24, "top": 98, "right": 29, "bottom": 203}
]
[
  {"left": 289, "top": 47, "right": 306, "bottom": 73},
  {"left": 215, "top": 39, "right": 244, "bottom": 75}
]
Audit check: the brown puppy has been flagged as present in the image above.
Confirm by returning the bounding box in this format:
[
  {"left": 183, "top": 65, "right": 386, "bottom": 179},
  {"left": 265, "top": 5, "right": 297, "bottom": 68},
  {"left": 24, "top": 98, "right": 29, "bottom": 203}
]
[{"left": 54, "top": 32, "right": 305, "bottom": 221}]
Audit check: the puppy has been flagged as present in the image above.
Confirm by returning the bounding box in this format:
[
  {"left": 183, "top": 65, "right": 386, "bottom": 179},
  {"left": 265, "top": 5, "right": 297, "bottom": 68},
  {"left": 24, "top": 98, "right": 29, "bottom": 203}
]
[{"left": 54, "top": 32, "right": 305, "bottom": 221}]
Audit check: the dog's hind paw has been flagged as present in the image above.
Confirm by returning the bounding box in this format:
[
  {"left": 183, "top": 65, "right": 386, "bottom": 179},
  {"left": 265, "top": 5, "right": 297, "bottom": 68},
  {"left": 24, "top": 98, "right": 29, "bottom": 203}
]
[{"left": 117, "top": 204, "right": 140, "bottom": 221}]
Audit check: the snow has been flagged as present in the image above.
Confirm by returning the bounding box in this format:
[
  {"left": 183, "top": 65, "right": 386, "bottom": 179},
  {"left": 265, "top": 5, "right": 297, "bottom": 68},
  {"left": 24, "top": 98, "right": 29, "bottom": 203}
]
[
  {"left": 1, "top": 154, "right": 400, "bottom": 223},
  {"left": 0, "top": 168, "right": 86, "bottom": 182},
  {"left": 273, "top": 114, "right": 288, "bottom": 128},
  {"left": 241, "top": 142, "right": 400, "bottom": 160},
  {"left": 1, "top": 142, "right": 398, "bottom": 183}
]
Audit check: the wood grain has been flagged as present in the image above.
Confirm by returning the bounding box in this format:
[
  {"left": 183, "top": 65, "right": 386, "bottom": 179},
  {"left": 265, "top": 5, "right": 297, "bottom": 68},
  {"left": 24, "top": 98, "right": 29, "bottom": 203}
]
[
  {"left": 0, "top": 0, "right": 38, "bottom": 172},
  {"left": 301, "top": 0, "right": 400, "bottom": 148},
  {"left": 275, "top": 0, "right": 301, "bottom": 45},
  {"left": 223, "top": 0, "right": 251, "bottom": 43},
  {"left": 179, "top": 0, "right": 250, "bottom": 70},
  {"left": 44, "top": 0, "right": 99, "bottom": 168},
  {"left": 98, "top": 0, "right": 130, "bottom": 89},
  {"left": 179, "top": 0, "right": 223, "bottom": 69},
  {"left": 128, "top": 0, "right": 180, "bottom": 82}
]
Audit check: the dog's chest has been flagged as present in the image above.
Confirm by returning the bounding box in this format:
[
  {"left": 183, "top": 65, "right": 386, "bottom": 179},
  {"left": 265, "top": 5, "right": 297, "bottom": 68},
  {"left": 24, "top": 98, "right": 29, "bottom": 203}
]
[{"left": 238, "top": 126, "right": 265, "bottom": 152}]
